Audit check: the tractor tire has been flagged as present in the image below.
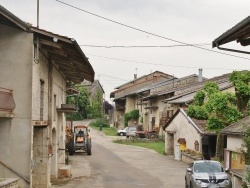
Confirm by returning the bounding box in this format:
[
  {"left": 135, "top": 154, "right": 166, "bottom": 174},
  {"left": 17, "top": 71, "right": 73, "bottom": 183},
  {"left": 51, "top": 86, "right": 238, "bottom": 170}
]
[
  {"left": 68, "top": 142, "right": 74, "bottom": 156},
  {"left": 86, "top": 140, "right": 91, "bottom": 155}
]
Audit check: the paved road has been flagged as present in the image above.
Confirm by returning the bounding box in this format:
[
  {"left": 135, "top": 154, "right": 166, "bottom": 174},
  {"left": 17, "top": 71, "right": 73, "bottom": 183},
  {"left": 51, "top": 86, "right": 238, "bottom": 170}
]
[{"left": 52, "top": 121, "right": 188, "bottom": 188}]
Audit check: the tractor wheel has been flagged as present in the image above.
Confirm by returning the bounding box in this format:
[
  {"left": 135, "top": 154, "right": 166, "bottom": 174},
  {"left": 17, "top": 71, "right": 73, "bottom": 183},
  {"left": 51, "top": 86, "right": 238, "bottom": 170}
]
[
  {"left": 68, "top": 142, "right": 74, "bottom": 156},
  {"left": 86, "top": 140, "right": 92, "bottom": 155}
]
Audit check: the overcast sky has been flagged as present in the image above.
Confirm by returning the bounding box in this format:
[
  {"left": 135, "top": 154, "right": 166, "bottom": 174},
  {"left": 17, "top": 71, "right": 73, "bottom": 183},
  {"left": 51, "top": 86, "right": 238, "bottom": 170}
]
[{"left": 1, "top": 0, "right": 250, "bottom": 103}]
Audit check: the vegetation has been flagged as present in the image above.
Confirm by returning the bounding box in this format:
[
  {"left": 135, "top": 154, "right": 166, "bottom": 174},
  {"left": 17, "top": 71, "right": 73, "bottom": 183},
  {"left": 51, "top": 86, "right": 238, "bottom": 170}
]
[
  {"left": 66, "top": 84, "right": 90, "bottom": 120},
  {"left": 87, "top": 91, "right": 103, "bottom": 119},
  {"left": 89, "top": 118, "right": 117, "bottom": 136},
  {"left": 124, "top": 109, "right": 139, "bottom": 126},
  {"left": 187, "top": 81, "right": 242, "bottom": 159},
  {"left": 230, "top": 70, "right": 250, "bottom": 117},
  {"left": 66, "top": 83, "right": 113, "bottom": 120},
  {"left": 114, "top": 138, "right": 165, "bottom": 155},
  {"left": 242, "top": 126, "right": 250, "bottom": 186},
  {"left": 104, "top": 100, "right": 114, "bottom": 114}
]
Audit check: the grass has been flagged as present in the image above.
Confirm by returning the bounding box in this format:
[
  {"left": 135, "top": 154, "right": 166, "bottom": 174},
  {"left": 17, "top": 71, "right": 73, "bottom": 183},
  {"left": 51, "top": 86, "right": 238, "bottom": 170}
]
[
  {"left": 89, "top": 124, "right": 117, "bottom": 136},
  {"left": 88, "top": 119, "right": 165, "bottom": 155},
  {"left": 114, "top": 139, "right": 165, "bottom": 155}
]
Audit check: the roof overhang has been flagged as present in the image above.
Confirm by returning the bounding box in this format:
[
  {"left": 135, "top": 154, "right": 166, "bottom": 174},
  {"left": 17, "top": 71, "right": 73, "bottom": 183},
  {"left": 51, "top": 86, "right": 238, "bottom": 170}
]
[
  {"left": 212, "top": 16, "right": 250, "bottom": 54},
  {"left": 0, "top": 4, "right": 94, "bottom": 84},
  {"left": 31, "top": 27, "right": 95, "bottom": 83}
]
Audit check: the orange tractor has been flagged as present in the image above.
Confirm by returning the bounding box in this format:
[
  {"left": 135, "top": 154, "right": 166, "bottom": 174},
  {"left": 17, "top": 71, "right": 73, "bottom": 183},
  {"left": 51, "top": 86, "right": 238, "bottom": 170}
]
[{"left": 66, "top": 125, "right": 92, "bottom": 155}]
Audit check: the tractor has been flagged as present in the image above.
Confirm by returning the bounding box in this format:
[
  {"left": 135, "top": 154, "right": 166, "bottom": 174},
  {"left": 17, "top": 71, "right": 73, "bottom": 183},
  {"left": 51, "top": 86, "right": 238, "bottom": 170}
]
[{"left": 66, "top": 125, "right": 92, "bottom": 155}]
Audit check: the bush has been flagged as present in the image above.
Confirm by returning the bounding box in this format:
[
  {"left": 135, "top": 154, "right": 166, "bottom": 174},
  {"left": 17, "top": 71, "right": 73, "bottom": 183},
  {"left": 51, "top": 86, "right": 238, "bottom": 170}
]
[{"left": 89, "top": 117, "right": 109, "bottom": 128}]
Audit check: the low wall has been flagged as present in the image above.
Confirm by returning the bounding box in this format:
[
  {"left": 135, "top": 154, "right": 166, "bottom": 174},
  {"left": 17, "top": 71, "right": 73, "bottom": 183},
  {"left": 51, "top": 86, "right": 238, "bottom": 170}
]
[
  {"left": 181, "top": 152, "right": 202, "bottom": 164},
  {"left": 0, "top": 178, "right": 19, "bottom": 188}
]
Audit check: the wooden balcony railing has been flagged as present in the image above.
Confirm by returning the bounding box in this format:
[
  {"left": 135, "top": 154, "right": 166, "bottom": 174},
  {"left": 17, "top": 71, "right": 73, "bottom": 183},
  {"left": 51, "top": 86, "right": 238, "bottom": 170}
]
[{"left": 0, "top": 87, "right": 16, "bottom": 117}]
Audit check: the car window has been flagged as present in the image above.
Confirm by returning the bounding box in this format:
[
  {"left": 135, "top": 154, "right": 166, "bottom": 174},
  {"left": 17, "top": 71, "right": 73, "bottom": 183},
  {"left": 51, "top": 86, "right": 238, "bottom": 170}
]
[{"left": 194, "top": 162, "right": 223, "bottom": 173}]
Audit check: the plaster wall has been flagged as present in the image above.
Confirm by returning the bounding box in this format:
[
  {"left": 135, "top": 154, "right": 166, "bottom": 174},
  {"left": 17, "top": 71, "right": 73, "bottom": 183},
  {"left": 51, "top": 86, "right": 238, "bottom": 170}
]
[
  {"left": 227, "top": 135, "right": 243, "bottom": 152},
  {"left": 165, "top": 111, "right": 201, "bottom": 153},
  {"left": 0, "top": 25, "right": 33, "bottom": 187},
  {"left": 125, "top": 96, "right": 136, "bottom": 113}
]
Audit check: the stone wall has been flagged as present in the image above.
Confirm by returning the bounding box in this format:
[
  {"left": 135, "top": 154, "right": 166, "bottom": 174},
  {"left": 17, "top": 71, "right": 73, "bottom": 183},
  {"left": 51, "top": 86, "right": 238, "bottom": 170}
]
[{"left": 181, "top": 152, "right": 202, "bottom": 164}]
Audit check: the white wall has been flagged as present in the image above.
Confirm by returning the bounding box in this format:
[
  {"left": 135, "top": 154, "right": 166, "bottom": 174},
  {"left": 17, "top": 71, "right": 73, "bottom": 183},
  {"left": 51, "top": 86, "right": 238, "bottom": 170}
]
[
  {"left": 165, "top": 111, "right": 201, "bottom": 151},
  {"left": 227, "top": 135, "right": 243, "bottom": 152}
]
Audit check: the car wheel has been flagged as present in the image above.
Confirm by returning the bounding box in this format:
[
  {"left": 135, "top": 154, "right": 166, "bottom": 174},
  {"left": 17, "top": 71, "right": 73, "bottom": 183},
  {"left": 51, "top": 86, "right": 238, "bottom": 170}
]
[{"left": 120, "top": 132, "right": 124, "bottom": 136}]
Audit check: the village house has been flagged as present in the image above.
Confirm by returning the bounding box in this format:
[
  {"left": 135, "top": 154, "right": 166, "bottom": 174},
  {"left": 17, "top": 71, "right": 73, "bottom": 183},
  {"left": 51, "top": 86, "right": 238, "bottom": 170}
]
[
  {"left": 221, "top": 116, "right": 250, "bottom": 187},
  {"left": 162, "top": 72, "right": 235, "bottom": 159},
  {"left": 137, "top": 72, "right": 202, "bottom": 133},
  {"left": 0, "top": 5, "right": 94, "bottom": 188},
  {"left": 163, "top": 108, "right": 217, "bottom": 160},
  {"left": 110, "top": 71, "right": 174, "bottom": 128}
]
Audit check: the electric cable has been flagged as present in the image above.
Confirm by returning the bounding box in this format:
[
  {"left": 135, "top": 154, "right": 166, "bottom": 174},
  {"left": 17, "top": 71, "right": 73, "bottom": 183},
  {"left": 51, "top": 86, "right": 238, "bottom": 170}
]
[{"left": 55, "top": 0, "right": 250, "bottom": 61}]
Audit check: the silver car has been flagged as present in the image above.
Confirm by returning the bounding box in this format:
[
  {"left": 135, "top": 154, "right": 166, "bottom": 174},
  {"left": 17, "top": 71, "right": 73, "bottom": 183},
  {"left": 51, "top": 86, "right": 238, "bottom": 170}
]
[
  {"left": 126, "top": 126, "right": 137, "bottom": 138},
  {"left": 185, "top": 160, "right": 232, "bottom": 188}
]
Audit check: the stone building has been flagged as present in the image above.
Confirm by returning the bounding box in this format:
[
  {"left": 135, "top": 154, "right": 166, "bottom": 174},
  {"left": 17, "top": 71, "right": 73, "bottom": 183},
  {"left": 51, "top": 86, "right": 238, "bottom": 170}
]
[
  {"left": 0, "top": 5, "right": 94, "bottom": 188},
  {"left": 110, "top": 71, "right": 174, "bottom": 128}
]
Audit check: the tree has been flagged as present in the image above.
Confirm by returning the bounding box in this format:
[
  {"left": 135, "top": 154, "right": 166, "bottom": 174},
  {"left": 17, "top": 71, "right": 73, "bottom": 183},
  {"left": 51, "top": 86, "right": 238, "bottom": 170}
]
[
  {"left": 66, "top": 84, "right": 91, "bottom": 120},
  {"left": 104, "top": 100, "right": 113, "bottom": 114},
  {"left": 230, "top": 70, "right": 250, "bottom": 117},
  {"left": 187, "top": 81, "right": 242, "bottom": 159}
]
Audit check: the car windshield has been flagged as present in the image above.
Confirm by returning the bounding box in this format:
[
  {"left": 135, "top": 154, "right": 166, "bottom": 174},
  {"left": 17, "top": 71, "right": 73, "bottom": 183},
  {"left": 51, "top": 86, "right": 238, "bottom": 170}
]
[{"left": 194, "top": 162, "right": 223, "bottom": 173}]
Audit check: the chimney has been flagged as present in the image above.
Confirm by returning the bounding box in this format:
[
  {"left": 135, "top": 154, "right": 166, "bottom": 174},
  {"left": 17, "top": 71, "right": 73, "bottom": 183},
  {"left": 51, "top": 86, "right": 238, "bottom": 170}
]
[
  {"left": 198, "top": 68, "right": 203, "bottom": 82},
  {"left": 134, "top": 74, "right": 137, "bottom": 79}
]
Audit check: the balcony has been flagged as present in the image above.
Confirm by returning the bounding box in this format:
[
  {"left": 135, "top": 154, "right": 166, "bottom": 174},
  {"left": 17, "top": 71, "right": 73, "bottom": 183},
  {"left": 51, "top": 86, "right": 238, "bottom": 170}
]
[
  {"left": 57, "top": 104, "right": 77, "bottom": 113},
  {"left": 0, "top": 87, "right": 15, "bottom": 118}
]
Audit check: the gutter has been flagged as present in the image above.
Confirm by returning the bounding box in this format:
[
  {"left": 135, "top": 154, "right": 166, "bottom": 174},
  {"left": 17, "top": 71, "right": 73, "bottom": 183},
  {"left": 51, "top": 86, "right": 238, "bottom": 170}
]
[{"left": 216, "top": 44, "right": 250, "bottom": 55}]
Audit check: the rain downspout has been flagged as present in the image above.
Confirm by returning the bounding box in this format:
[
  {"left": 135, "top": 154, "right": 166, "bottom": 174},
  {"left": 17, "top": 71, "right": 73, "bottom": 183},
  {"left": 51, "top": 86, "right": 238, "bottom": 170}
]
[{"left": 34, "top": 0, "right": 39, "bottom": 64}]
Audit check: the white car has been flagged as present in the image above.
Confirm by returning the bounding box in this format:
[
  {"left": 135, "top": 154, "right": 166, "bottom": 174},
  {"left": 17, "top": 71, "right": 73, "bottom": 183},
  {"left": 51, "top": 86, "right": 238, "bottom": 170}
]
[{"left": 117, "top": 128, "right": 127, "bottom": 136}]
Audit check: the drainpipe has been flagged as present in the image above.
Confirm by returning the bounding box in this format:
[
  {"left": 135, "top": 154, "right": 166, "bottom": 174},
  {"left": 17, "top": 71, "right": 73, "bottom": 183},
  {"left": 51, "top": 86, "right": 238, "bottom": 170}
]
[{"left": 49, "top": 59, "right": 53, "bottom": 153}]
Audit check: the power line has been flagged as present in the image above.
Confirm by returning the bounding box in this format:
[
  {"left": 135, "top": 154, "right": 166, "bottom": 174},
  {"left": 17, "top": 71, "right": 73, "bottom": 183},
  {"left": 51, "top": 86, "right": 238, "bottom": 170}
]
[
  {"left": 96, "top": 72, "right": 129, "bottom": 81},
  {"left": 88, "top": 54, "right": 239, "bottom": 71},
  {"left": 55, "top": 0, "right": 250, "bottom": 61},
  {"left": 79, "top": 43, "right": 210, "bottom": 48}
]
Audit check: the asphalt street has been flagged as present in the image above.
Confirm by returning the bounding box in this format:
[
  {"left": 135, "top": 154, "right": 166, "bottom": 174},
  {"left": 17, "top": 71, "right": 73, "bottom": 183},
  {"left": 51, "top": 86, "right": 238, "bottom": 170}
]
[{"left": 52, "top": 121, "right": 188, "bottom": 188}]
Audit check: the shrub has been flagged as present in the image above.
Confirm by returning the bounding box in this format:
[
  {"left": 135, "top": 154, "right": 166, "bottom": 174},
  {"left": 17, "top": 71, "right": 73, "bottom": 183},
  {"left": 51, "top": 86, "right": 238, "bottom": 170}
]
[{"left": 89, "top": 117, "right": 109, "bottom": 128}]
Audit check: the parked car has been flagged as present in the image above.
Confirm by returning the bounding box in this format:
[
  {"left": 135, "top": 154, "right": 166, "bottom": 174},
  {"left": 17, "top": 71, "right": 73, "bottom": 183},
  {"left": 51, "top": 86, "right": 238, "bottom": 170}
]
[
  {"left": 117, "top": 127, "right": 127, "bottom": 136},
  {"left": 126, "top": 126, "right": 137, "bottom": 138},
  {"left": 185, "top": 160, "right": 232, "bottom": 188}
]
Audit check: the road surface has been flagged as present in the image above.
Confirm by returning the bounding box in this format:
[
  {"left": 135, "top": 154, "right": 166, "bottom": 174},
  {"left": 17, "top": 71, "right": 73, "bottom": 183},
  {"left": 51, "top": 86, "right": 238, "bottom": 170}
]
[{"left": 52, "top": 121, "right": 188, "bottom": 188}]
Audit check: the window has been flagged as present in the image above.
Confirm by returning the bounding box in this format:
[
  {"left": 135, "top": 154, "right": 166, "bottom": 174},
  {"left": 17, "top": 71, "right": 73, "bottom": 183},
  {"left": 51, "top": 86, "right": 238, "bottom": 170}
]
[{"left": 40, "top": 80, "right": 44, "bottom": 120}]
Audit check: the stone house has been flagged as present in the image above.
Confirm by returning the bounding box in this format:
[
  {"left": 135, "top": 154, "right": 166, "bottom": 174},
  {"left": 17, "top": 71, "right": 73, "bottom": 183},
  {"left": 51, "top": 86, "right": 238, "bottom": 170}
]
[
  {"left": 0, "top": 5, "right": 94, "bottom": 188},
  {"left": 110, "top": 71, "right": 174, "bottom": 128},
  {"left": 137, "top": 73, "right": 202, "bottom": 132},
  {"left": 163, "top": 108, "right": 217, "bottom": 160},
  {"left": 162, "top": 73, "right": 235, "bottom": 157},
  {"left": 221, "top": 116, "right": 250, "bottom": 187}
]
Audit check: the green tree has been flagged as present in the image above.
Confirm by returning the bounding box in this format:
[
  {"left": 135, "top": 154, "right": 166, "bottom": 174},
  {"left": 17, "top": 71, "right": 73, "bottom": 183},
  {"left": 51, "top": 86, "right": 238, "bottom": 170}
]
[
  {"left": 230, "top": 70, "right": 250, "bottom": 117},
  {"left": 187, "top": 81, "right": 242, "bottom": 159},
  {"left": 66, "top": 84, "right": 91, "bottom": 120},
  {"left": 89, "top": 91, "right": 103, "bottom": 118}
]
